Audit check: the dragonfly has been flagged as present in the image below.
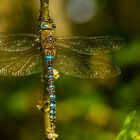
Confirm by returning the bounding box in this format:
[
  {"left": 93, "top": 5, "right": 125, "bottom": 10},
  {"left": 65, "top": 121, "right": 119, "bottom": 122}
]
[{"left": 0, "top": 0, "right": 125, "bottom": 139}]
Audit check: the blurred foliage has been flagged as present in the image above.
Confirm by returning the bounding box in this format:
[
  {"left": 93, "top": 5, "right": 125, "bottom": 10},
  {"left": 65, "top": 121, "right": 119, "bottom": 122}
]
[
  {"left": 116, "top": 111, "right": 140, "bottom": 140},
  {"left": 0, "top": 0, "right": 140, "bottom": 140}
]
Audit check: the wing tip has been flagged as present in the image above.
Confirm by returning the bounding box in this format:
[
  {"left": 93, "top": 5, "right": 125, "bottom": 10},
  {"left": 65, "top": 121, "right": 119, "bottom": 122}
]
[{"left": 114, "top": 36, "right": 126, "bottom": 49}]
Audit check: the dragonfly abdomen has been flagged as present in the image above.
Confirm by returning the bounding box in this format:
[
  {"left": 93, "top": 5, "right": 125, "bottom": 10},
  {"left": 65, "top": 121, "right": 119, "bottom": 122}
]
[{"left": 46, "top": 52, "right": 56, "bottom": 131}]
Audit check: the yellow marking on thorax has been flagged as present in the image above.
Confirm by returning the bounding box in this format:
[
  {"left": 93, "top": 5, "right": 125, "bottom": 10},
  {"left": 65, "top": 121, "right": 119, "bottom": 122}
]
[{"left": 40, "top": 30, "right": 56, "bottom": 50}]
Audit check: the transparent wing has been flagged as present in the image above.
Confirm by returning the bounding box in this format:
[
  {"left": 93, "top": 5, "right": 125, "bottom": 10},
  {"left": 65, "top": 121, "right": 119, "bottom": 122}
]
[
  {"left": 54, "top": 47, "right": 121, "bottom": 79},
  {"left": 56, "top": 36, "right": 126, "bottom": 55},
  {"left": 0, "top": 49, "right": 43, "bottom": 76},
  {"left": 0, "top": 33, "right": 123, "bottom": 78},
  {"left": 0, "top": 33, "right": 43, "bottom": 76},
  {"left": 0, "top": 33, "right": 38, "bottom": 52}
]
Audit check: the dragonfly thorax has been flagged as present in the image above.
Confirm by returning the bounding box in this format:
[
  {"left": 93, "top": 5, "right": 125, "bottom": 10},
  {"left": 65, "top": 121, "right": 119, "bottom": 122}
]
[{"left": 40, "top": 29, "right": 56, "bottom": 52}]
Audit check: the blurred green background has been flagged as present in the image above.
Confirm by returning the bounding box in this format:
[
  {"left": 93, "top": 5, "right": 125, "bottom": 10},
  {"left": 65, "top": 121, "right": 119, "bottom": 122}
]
[{"left": 0, "top": 0, "right": 140, "bottom": 140}]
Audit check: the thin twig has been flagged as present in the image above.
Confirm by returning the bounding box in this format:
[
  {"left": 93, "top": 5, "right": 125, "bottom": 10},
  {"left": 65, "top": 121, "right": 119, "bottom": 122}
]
[{"left": 39, "top": 0, "right": 50, "bottom": 21}]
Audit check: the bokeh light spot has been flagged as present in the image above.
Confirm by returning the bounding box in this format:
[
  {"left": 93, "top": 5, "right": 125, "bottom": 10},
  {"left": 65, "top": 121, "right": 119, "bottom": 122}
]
[{"left": 66, "top": 0, "right": 98, "bottom": 24}]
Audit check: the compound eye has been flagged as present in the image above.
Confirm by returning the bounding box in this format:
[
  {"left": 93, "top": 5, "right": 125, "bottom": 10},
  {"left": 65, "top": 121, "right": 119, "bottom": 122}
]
[
  {"left": 40, "top": 21, "right": 49, "bottom": 29},
  {"left": 51, "top": 23, "right": 56, "bottom": 29},
  {"left": 39, "top": 21, "right": 56, "bottom": 30}
]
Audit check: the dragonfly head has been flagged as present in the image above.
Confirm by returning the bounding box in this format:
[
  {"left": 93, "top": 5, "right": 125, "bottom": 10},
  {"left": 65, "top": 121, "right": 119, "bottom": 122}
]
[{"left": 39, "top": 19, "right": 56, "bottom": 30}]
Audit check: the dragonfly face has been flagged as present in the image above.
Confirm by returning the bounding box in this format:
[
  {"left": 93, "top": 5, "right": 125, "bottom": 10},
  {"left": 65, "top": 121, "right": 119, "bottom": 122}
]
[{"left": 39, "top": 19, "right": 56, "bottom": 30}]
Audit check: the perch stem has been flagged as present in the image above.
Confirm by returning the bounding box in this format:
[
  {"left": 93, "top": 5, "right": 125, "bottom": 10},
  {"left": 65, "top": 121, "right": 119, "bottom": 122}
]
[
  {"left": 37, "top": 0, "right": 58, "bottom": 139},
  {"left": 39, "top": 0, "right": 50, "bottom": 21}
]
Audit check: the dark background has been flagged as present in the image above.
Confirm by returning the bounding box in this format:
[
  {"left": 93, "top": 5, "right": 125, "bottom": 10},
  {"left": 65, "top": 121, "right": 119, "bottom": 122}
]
[{"left": 0, "top": 0, "right": 140, "bottom": 140}]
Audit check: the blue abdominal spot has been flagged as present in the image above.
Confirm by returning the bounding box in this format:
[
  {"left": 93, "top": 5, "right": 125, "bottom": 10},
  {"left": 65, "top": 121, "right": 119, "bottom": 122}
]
[
  {"left": 45, "top": 55, "right": 55, "bottom": 63},
  {"left": 48, "top": 67, "right": 53, "bottom": 70},
  {"left": 46, "top": 55, "right": 55, "bottom": 60},
  {"left": 49, "top": 85, "right": 55, "bottom": 88},
  {"left": 50, "top": 95, "right": 56, "bottom": 99}
]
